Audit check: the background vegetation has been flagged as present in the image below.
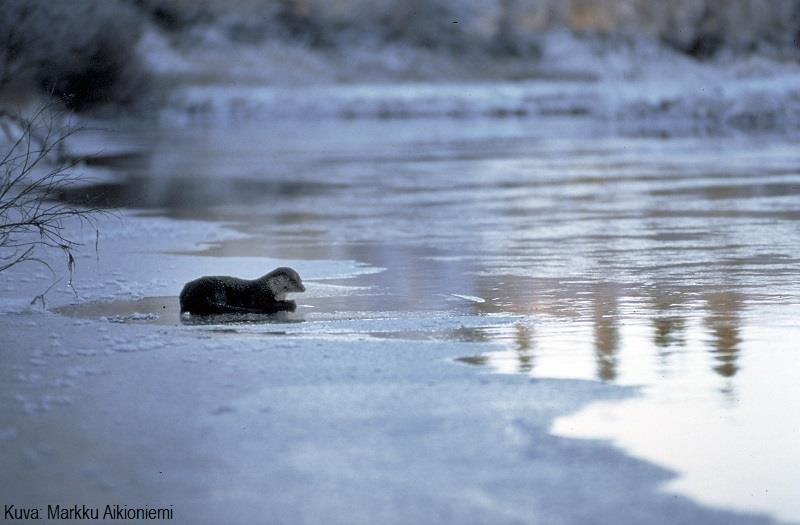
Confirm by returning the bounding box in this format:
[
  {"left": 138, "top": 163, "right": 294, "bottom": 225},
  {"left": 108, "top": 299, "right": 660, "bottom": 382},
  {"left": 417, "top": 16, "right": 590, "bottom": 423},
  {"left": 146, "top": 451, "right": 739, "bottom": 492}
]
[{"left": 1, "top": 0, "right": 799, "bottom": 112}]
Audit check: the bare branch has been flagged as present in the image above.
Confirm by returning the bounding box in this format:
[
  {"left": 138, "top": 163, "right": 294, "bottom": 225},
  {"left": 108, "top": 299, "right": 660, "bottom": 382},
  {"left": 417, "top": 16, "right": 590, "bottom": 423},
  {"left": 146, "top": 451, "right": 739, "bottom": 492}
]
[{"left": 0, "top": 107, "right": 103, "bottom": 304}]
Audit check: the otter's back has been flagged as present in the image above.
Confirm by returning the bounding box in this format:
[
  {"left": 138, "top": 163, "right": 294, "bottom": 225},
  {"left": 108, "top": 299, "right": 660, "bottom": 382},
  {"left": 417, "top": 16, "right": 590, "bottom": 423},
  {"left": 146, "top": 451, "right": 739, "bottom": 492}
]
[{"left": 179, "top": 276, "right": 250, "bottom": 314}]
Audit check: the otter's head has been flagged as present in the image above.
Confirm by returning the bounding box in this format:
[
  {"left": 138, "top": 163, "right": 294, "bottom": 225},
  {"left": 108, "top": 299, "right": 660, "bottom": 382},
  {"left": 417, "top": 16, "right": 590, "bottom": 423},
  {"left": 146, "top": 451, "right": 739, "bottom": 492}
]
[{"left": 261, "top": 267, "right": 305, "bottom": 300}]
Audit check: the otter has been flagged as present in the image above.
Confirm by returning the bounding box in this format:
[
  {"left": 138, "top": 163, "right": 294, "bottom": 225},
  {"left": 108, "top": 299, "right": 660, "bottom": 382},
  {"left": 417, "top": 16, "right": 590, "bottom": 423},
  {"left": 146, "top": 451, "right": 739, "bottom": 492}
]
[{"left": 179, "top": 267, "right": 305, "bottom": 315}]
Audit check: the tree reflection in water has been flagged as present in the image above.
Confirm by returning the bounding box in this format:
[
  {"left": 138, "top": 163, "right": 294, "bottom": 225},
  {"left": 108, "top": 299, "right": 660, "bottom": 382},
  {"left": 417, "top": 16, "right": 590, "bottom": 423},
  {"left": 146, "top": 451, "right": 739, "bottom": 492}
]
[
  {"left": 448, "top": 274, "right": 750, "bottom": 394},
  {"left": 592, "top": 283, "right": 620, "bottom": 381},
  {"left": 650, "top": 290, "right": 688, "bottom": 377},
  {"left": 704, "top": 291, "right": 743, "bottom": 396}
]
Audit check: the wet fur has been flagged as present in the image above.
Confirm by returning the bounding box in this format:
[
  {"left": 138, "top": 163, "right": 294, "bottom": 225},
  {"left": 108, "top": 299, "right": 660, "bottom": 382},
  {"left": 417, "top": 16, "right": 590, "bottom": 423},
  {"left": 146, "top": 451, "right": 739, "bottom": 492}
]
[{"left": 179, "top": 267, "right": 305, "bottom": 315}]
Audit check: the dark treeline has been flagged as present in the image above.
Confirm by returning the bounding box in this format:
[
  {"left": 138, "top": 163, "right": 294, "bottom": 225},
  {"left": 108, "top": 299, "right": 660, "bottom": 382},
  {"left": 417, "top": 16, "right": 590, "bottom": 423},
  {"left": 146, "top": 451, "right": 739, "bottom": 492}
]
[{"left": 1, "top": 0, "right": 799, "bottom": 111}]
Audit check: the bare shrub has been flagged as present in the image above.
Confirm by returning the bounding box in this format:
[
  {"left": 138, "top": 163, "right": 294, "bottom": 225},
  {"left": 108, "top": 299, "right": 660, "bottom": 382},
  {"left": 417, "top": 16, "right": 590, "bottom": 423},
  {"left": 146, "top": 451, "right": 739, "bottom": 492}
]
[{"left": 0, "top": 108, "right": 102, "bottom": 298}]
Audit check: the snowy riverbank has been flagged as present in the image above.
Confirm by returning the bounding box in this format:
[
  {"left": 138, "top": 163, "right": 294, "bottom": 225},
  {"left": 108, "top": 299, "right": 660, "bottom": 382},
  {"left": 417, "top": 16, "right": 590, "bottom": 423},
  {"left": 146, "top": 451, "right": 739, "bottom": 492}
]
[{"left": 147, "top": 29, "right": 800, "bottom": 136}]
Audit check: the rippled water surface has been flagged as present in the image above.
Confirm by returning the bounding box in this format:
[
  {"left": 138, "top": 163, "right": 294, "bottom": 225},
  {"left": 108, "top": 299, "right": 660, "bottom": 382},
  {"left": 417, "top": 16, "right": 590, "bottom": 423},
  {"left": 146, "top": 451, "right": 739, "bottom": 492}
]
[{"left": 72, "top": 117, "right": 800, "bottom": 521}]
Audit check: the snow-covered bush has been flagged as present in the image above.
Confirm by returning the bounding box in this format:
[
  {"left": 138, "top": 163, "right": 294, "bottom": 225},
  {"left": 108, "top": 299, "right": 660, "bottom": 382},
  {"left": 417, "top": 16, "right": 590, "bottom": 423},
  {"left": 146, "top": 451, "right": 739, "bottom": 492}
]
[
  {"left": 127, "top": 0, "right": 800, "bottom": 59},
  {"left": 0, "top": 0, "right": 147, "bottom": 110}
]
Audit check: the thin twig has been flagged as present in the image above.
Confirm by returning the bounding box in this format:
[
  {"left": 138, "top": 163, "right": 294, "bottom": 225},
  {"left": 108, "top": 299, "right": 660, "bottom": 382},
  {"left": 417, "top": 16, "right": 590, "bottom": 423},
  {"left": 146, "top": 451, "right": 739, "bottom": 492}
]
[{"left": 0, "top": 107, "right": 102, "bottom": 304}]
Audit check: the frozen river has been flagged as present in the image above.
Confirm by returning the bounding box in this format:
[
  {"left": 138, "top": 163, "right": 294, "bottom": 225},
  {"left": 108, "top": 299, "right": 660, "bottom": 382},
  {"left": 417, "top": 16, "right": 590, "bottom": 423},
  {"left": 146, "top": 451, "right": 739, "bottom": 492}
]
[{"left": 2, "top": 112, "right": 799, "bottom": 524}]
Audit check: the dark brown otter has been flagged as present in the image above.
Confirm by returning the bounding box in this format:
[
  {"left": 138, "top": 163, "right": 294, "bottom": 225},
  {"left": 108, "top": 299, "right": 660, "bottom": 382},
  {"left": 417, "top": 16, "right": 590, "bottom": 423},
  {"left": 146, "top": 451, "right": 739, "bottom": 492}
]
[{"left": 179, "top": 267, "right": 305, "bottom": 315}]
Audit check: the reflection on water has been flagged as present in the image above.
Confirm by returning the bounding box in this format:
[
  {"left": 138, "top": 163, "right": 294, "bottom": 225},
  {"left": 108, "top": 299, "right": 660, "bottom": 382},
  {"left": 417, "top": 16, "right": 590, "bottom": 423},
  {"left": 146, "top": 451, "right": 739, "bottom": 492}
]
[
  {"left": 64, "top": 121, "right": 800, "bottom": 380},
  {"left": 450, "top": 282, "right": 754, "bottom": 389},
  {"left": 704, "top": 292, "right": 743, "bottom": 381},
  {"left": 66, "top": 120, "right": 800, "bottom": 389},
  {"left": 592, "top": 284, "right": 620, "bottom": 381},
  {"left": 66, "top": 119, "right": 800, "bottom": 521},
  {"left": 455, "top": 355, "right": 489, "bottom": 366},
  {"left": 652, "top": 293, "right": 687, "bottom": 350},
  {"left": 512, "top": 323, "right": 535, "bottom": 373}
]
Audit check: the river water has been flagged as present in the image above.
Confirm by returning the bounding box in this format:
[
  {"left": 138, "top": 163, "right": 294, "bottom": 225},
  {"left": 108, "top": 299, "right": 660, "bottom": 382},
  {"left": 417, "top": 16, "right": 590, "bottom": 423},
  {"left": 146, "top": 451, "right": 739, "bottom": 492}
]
[{"left": 64, "top": 115, "right": 800, "bottom": 522}]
